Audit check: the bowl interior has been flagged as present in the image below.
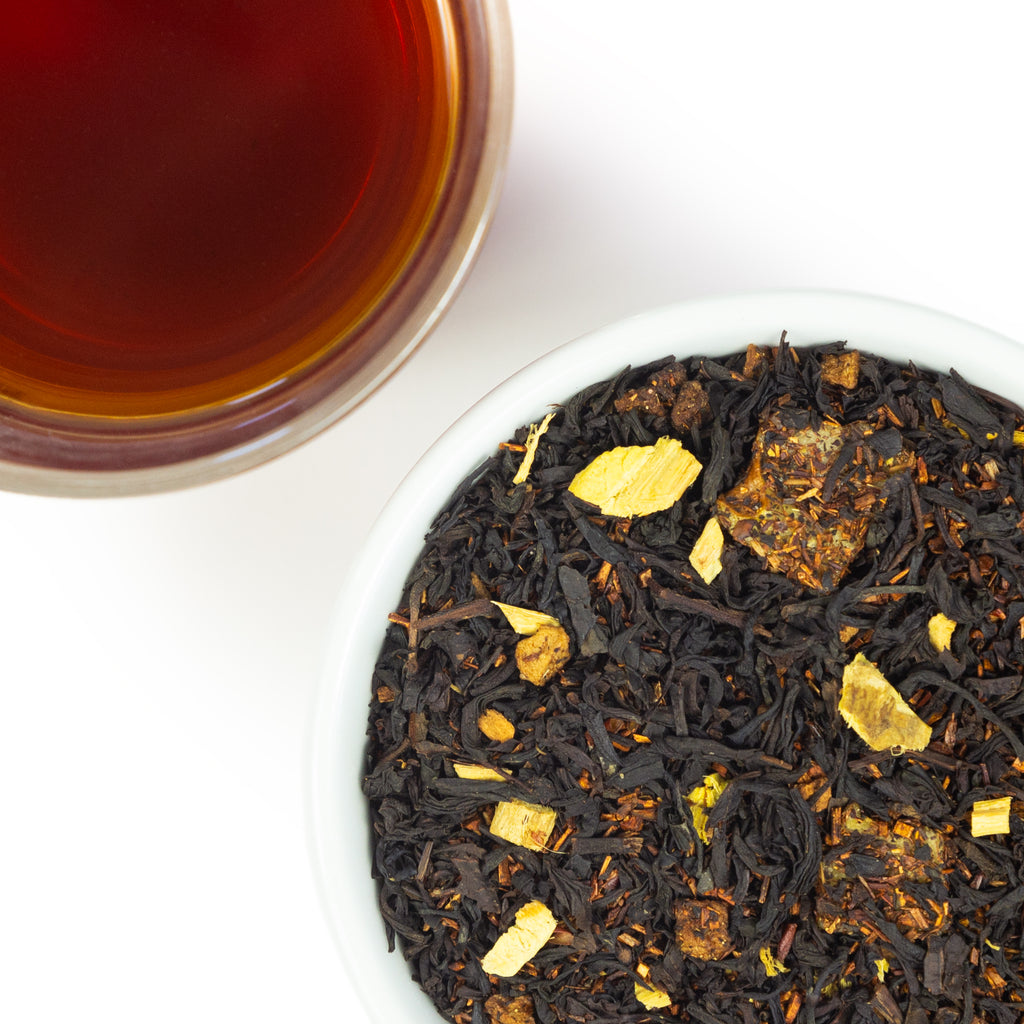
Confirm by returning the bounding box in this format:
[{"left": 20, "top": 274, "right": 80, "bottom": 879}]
[{"left": 308, "top": 289, "right": 1024, "bottom": 1024}]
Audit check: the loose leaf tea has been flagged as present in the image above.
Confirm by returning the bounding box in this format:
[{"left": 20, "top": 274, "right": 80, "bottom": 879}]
[{"left": 362, "top": 339, "right": 1024, "bottom": 1024}]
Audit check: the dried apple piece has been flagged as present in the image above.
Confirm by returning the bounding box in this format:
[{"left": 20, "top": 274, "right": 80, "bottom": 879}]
[
  {"left": 971, "top": 796, "right": 1012, "bottom": 837},
  {"left": 689, "top": 517, "right": 725, "bottom": 584},
  {"left": 512, "top": 412, "right": 556, "bottom": 486},
  {"left": 634, "top": 981, "right": 672, "bottom": 1010},
  {"left": 838, "top": 653, "right": 931, "bottom": 752},
  {"left": 515, "top": 625, "right": 570, "bottom": 685},
  {"left": 490, "top": 799, "right": 557, "bottom": 851},
  {"left": 674, "top": 899, "right": 733, "bottom": 960},
  {"left": 928, "top": 612, "right": 957, "bottom": 652},
  {"left": 480, "top": 901, "right": 558, "bottom": 977},
  {"left": 492, "top": 602, "right": 562, "bottom": 635},
  {"left": 454, "top": 763, "right": 507, "bottom": 782},
  {"left": 568, "top": 436, "right": 702, "bottom": 518},
  {"left": 478, "top": 709, "right": 516, "bottom": 743}
]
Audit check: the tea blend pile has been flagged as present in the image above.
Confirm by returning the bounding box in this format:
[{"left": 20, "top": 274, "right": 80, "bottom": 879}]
[{"left": 362, "top": 340, "right": 1024, "bottom": 1024}]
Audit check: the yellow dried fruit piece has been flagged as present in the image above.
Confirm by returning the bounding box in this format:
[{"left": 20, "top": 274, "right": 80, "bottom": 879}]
[
  {"left": 568, "top": 436, "right": 702, "bottom": 518},
  {"left": 480, "top": 901, "right": 557, "bottom": 977},
  {"left": 478, "top": 709, "right": 516, "bottom": 743},
  {"left": 454, "top": 763, "right": 507, "bottom": 782},
  {"left": 928, "top": 612, "right": 957, "bottom": 653},
  {"left": 492, "top": 602, "right": 562, "bottom": 635},
  {"left": 634, "top": 982, "right": 672, "bottom": 1010},
  {"left": 686, "top": 772, "right": 728, "bottom": 844},
  {"left": 838, "top": 653, "right": 931, "bottom": 752},
  {"left": 971, "top": 796, "right": 1012, "bottom": 837},
  {"left": 512, "top": 412, "right": 556, "bottom": 486},
  {"left": 759, "top": 947, "right": 788, "bottom": 977},
  {"left": 490, "top": 799, "right": 557, "bottom": 851},
  {"left": 689, "top": 517, "right": 725, "bottom": 584},
  {"left": 515, "top": 625, "right": 570, "bottom": 685}
]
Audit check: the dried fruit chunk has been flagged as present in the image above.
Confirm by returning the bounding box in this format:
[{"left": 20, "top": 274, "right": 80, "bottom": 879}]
[
  {"left": 716, "top": 404, "right": 913, "bottom": 591},
  {"left": 689, "top": 517, "right": 725, "bottom": 584},
  {"left": 634, "top": 982, "right": 672, "bottom": 1010},
  {"left": 614, "top": 385, "right": 665, "bottom": 417},
  {"left": 480, "top": 901, "right": 557, "bottom": 977},
  {"left": 490, "top": 799, "right": 557, "bottom": 851},
  {"left": 971, "top": 796, "right": 1012, "bottom": 837},
  {"left": 512, "top": 413, "right": 556, "bottom": 486},
  {"left": 485, "top": 995, "right": 536, "bottom": 1024},
  {"left": 478, "top": 709, "right": 516, "bottom": 743},
  {"left": 670, "top": 381, "right": 711, "bottom": 433},
  {"left": 928, "top": 612, "right": 957, "bottom": 652},
  {"left": 674, "top": 899, "right": 733, "bottom": 960},
  {"left": 821, "top": 349, "right": 861, "bottom": 389},
  {"left": 816, "top": 804, "right": 951, "bottom": 942},
  {"left": 568, "top": 436, "right": 702, "bottom": 518},
  {"left": 839, "top": 653, "right": 932, "bottom": 752},
  {"left": 492, "top": 602, "right": 562, "bottom": 635},
  {"left": 515, "top": 625, "right": 570, "bottom": 685},
  {"left": 454, "top": 763, "right": 507, "bottom": 782},
  {"left": 796, "top": 762, "right": 832, "bottom": 813},
  {"left": 686, "top": 772, "right": 728, "bottom": 843}
]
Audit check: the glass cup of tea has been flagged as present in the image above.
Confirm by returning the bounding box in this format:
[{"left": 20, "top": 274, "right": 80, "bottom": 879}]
[{"left": 0, "top": 0, "right": 513, "bottom": 495}]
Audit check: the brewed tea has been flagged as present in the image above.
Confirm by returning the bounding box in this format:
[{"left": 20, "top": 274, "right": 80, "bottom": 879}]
[
  {"left": 364, "top": 340, "right": 1024, "bottom": 1024},
  {"left": 0, "top": 0, "right": 454, "bottom": 416}
]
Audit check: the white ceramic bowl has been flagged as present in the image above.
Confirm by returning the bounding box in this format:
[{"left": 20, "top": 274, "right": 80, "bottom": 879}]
[{"left": 308, "top": 289, "right": 1024, "bottom": 1023}]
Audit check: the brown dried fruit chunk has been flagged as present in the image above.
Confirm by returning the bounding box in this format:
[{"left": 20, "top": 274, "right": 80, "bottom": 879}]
[
  {"left": 816, "top": 804, "right": 951, "bottom": 942},
  {"left": 716, "top": 403, "right": 914, "bottom": 591},
  {"left": 515, "top": 625, "right": 570, "bottom": 685},
  {"left": 485, "top": 995, "right": 536, "bottom": 1024},
  {"left": 743, "top": 343, "right": 769, "bottom": 379},
  {"left": 614, "top": 385, "right": 666, "bottom": 416},
  {"left": 670, "top": 381, "right": 711, "bottom": 433},
  {"left": 674, "top": 899, "right": 733, "bottom": 960},
  {"left": 821, "top": 349, "right": 861, "bottom": 389}
]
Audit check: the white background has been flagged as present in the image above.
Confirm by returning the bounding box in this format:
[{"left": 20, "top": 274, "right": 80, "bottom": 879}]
[{"left": 2, "top": 3, "right": 1023, "bottom": 1021}]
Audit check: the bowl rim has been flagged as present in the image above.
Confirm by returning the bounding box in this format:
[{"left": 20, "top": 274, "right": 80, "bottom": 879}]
[{"left": 306, "top": 288, "right": 1024, "bottom": 1024}]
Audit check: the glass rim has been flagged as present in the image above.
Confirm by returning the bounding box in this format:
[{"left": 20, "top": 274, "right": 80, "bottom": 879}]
[{"left": 0, "top": 0, "right": 514, "bottom": 498}]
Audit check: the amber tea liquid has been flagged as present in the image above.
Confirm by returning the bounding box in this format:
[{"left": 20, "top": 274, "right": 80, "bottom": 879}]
[{"left": 0, "top": 0, "right": 455, "bottom": 417}]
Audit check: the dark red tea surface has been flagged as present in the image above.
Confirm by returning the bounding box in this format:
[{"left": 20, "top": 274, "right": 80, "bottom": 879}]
[{"left": 0, "top": 0, "right": 452, "bottom": 414}]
